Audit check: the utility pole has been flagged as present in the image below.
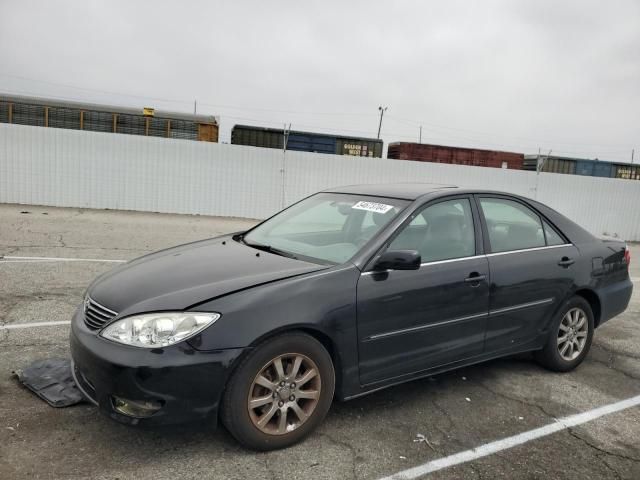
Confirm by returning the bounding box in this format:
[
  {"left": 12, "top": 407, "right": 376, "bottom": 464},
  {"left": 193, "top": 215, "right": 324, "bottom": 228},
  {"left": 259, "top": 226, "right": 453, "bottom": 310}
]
[
  {"left": 193, "top": 100, "right": 197, "bottom": 115},
  {"left": 538, "top": 149, "right": 551, "bottom": 172},
  {"left": 419, "top": 125, "right": 422, "bottom": 144},
  {"left": 534, "top": 148, "right": 552, "bottom": 200},
  {"left": 632, "top": 149, "right": 635, "bottom": 164},
  {"left": 281, "top": 123, "right": 291, "bottom": 209},
  {"left": 283, "top": 123, "right": 291, "bottom": 153},
  {"left": 377, "top": 106, "right": 387, "bottom": 139}
]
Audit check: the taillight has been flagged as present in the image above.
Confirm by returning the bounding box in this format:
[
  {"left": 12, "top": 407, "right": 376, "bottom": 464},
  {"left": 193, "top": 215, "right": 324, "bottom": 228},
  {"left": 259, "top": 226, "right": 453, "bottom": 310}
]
[{"left": 624, "top": 245, "right": 631, "bottom": 266}]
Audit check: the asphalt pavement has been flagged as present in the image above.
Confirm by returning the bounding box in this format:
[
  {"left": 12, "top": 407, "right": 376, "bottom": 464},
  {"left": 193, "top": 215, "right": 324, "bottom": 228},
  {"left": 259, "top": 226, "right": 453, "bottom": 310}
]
[{"left": 1, "top": 203, "right": 639, "bottom": 480}]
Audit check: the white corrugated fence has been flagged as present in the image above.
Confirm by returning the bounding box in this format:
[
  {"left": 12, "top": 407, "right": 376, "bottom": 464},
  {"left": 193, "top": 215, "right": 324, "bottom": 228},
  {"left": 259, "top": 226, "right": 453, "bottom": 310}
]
[{"left": 1, "top": 123, "right": 639, "bottom": 240}]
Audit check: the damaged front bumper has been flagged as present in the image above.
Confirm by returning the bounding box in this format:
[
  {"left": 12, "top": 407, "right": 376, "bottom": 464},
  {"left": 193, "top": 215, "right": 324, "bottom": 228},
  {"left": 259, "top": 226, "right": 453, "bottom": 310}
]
[{"left": 69, "top": 307, "right": 246, "bottom": 427}]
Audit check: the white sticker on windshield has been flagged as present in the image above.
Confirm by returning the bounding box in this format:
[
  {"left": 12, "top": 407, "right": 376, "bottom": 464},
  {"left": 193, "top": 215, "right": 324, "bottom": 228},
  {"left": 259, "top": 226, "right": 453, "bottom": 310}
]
[{"left": 352, "top": 201, "right": 394, "bottom": 214}]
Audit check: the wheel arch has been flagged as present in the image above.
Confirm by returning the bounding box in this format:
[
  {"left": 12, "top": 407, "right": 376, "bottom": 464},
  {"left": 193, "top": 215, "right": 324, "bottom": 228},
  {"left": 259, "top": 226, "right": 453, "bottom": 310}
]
[
  {"left": 227, "top": 324, "right": 343, "bottom": 396},
  {"left": 573, "top": 288, "right": 602, "bottom": 327}
]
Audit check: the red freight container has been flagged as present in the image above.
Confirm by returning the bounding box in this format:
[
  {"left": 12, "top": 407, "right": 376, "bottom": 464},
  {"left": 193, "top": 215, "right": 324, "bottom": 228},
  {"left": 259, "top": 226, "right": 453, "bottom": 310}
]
[{"left": 387, "top": 142, "right": 524, "bottom": 170}]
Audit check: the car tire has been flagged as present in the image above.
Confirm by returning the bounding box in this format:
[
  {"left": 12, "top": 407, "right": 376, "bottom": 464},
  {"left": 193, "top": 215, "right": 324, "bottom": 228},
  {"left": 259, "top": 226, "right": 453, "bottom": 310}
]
[
  {"left": 535, "top": 296, "right": 594, "bottom": 372},
  {"left": 220, "top": 332, "right": 335, "bottom": 451}
]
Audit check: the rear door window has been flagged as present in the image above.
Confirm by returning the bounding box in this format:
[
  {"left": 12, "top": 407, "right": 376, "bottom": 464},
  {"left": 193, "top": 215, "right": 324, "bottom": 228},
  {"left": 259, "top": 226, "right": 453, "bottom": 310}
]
[{"left": 479, "top": 198, "right": 545, "bottom": 253}]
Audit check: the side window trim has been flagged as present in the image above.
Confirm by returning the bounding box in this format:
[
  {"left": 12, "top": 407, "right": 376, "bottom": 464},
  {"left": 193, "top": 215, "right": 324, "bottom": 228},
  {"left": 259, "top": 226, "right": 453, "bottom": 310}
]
[
  {"left": 541, "top": 219, "right": 549, "bottom": 245},
  {"left": 468, "top": 193, "right": 485, "bottom": 256},
  {"left": 542, "top": 218, "right": 569, "bottom": 245}
]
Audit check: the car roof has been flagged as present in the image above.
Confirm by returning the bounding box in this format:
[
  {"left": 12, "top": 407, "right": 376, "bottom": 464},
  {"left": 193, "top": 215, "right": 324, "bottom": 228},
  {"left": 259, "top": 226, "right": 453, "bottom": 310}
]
[
  {"left": 322, "top": 183, "right": 459, "bottom": 200},
  {"left": 322, "top": 183, "right": 597, "bottom": 245}
]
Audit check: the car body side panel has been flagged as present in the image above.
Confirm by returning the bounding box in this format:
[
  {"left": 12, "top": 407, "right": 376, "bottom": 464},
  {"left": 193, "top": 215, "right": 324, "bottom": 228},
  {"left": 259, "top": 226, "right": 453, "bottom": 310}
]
[
  {"left": 483, "top": 245, "right": 579, "bottom": 352},
  {"left": 596, "top": 278, "right": 633, "bottom": 324},
  {"left": 518, "top": 198, "right": 632, "bottom": 327},
  {"left": 572, "top": 240, "right": 633, "bottom": 325},
  {"left": 356, "top": 257, "right": 490, "bottom": 385},
  {"left": 188, "top": 265, "right": 362, "bottom": 399}
]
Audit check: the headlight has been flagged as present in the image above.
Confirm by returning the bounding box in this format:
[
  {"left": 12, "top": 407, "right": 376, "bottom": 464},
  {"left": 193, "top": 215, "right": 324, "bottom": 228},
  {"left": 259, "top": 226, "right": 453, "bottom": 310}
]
[{"left": 100, "top": 312, "right": 220, "bottom": 348}]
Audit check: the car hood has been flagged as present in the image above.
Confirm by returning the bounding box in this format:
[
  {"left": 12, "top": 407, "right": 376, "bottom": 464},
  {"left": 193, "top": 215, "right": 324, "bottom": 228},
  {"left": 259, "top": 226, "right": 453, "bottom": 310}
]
[{"left": 89, "top": 236, "right": 328, "bottom": 315}]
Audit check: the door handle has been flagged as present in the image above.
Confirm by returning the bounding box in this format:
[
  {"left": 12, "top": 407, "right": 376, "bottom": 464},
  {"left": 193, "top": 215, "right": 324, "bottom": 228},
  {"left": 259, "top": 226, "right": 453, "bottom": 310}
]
[
  {"left": 558, "top": 257, "right": 575, "bottom": 268},
  {"left": 464, "top": 273, "right": 486, "bottom": 285}
]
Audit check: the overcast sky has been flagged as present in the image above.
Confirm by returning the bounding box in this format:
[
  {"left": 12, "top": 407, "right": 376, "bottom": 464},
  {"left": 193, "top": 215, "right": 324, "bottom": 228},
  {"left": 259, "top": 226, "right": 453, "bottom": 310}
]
[{"left": 1, "top": 0, "right": 638, "bottom": 161}]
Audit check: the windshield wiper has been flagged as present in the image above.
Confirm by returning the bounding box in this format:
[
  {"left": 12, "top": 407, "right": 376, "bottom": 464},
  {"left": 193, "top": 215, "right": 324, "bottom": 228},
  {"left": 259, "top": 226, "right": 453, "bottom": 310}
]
[{"left": 242, "top": 240, "right": 299, "bottom": 260}]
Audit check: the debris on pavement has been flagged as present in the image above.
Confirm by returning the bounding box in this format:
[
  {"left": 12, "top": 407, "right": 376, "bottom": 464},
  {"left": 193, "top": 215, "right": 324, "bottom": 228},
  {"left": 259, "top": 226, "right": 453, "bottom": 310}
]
[
  {"left": 12, "top": 358, "right": 87, "bottom": 407},
  {"left": 413, "top": 433, "right": 435, "bottom": 450}
]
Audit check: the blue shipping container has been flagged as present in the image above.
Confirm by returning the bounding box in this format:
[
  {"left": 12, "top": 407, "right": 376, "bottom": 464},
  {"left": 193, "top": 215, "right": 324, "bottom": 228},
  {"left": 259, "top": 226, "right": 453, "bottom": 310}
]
[
  {"left": 575, "top": 160, "right": 614, "bottom": 178},
  {"left": 575, "top": 160, "right": 594, "bottom": 176},
  {"left": 286, "top": 133, "right": 336, "bottom": 154},
  {"left": 592, "top": 162, "right": 614, "bottom": 178}
]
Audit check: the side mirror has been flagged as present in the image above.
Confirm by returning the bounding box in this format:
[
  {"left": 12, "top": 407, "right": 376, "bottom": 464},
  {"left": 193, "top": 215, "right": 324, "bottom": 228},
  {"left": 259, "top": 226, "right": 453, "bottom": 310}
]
[{"left": 373, "top": 250, "right": 421, "bottom": 271}]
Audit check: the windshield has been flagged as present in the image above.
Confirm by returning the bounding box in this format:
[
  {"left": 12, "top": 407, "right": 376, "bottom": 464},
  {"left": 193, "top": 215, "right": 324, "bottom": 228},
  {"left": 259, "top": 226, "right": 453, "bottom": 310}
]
[{"left": 242, "top": 193, "right": 409, "bottom": 264}]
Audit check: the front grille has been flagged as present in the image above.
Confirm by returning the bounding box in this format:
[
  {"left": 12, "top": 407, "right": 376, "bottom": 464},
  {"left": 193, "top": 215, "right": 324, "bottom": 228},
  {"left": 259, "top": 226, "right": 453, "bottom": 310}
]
[{"left": 84, "top": 297, "right": 118, "bottom": 330}]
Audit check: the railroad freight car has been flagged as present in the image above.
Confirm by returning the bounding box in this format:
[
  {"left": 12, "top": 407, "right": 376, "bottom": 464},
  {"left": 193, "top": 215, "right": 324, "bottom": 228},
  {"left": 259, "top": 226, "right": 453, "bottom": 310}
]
[
  {"left": 0, "top": 95, "right": 219, "bottom": 142},
  {"left": 231, "top": 125, "right": 383, "bottom": 158},
  {"left": 523, "top": 154, "right": 640, "bottom": 180},
  {"left": 388, "top": 142, "right": 524, "bottom": 169},
  {"left": 523, "top": 155, "right": 577, "bottom": 174},
  {"left": 575, "top": 160, "right": 615, "bottom": 178},
  {"left": 612, "top": 163, "right": 640, "bottom": 180}
]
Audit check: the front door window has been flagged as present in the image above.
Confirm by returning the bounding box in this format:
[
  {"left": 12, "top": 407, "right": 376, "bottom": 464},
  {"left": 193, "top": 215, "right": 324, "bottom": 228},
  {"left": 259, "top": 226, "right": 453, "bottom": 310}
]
[{"left": 388, "top": 198, "right": 476, "bottom": 262}]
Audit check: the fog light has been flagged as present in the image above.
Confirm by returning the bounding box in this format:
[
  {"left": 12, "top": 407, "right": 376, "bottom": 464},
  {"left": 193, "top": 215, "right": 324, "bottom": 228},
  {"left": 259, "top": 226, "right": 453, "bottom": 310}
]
[{"left": 112, "top": 396, "right": 163, "bottom": 418}]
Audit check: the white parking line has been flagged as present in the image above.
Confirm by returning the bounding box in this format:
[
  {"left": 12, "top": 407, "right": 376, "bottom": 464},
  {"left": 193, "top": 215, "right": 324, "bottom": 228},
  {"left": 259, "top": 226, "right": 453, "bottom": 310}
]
[
  {"left": 1, "top": 255, "right": 126, "bottom": 263},
  {"left": 0, "top": 320, "right": 71, "bottom": 330},
  {"left": 378, "top": 394, "right": 640, "bottom": 480}
]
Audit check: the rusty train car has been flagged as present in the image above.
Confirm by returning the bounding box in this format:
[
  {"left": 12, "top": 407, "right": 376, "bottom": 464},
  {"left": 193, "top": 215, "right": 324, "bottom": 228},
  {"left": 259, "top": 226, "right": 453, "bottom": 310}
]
[{"left": 387, "top": 142, "right": 524, "bottom": 169}]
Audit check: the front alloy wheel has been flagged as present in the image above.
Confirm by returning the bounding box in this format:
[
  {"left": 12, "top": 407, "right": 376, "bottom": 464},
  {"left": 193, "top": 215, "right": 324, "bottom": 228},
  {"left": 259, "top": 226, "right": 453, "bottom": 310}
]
[
  {"left": 248, "top": 354, "right": 321, "bottom": 435},
  {"left": 221, "top": 332, "right": 335, "bottom": 450}
]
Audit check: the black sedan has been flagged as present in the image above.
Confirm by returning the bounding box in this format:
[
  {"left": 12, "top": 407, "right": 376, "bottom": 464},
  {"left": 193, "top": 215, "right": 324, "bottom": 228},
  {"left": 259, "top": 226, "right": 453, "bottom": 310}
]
[{"left": 70, "top": 184, "right": 633, "bottom": 450}]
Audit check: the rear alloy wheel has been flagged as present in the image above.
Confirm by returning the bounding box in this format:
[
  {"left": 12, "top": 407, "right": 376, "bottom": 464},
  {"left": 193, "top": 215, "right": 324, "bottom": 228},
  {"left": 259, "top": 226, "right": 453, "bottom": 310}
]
[
  {"left": 535, "top": 296, "right": 594, "bottom": 372},
  {"left": 557, "top": 308, "right": 589, "bottom": 361},
  {"left": 221, "top": 333, "right": 335, "bottom": 450}
]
